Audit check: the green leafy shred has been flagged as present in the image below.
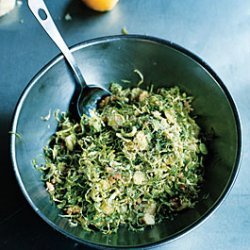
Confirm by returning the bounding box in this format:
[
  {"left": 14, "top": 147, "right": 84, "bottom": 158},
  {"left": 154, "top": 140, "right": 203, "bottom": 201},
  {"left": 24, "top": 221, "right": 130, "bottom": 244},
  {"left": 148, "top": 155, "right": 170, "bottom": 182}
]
[
  {"left": 9, "top": 131, "right": 22, "bottom": 139},
  {"left": 121, "top": 26, "right": 129, "bottom": 35},
  {"left": 40, "top": 109, "right": 51, "bottom": 121},
  {"left": 37, "top": 82, "right": 207, "bottom": 234}
]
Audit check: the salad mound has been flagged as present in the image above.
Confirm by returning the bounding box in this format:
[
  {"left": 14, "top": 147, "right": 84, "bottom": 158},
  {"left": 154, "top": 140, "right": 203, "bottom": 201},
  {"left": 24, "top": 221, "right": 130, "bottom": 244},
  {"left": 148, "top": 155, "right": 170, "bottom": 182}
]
[{"left": 38, "top": 83, "right": 207, "bottom": 234}]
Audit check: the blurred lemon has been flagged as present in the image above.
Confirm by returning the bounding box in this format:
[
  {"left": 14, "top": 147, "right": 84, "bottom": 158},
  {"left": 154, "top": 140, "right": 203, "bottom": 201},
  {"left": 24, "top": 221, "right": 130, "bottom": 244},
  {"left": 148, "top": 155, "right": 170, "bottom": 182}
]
[{"left": 82, "top": 0, "right": 119, "bottom": 12}]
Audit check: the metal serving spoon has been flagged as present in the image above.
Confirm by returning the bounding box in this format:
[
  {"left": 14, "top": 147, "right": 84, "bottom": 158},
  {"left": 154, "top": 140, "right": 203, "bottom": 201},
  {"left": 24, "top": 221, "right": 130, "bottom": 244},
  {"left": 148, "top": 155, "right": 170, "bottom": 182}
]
[{"left": 27, "top": 0, "right": 110, "bottom": 117}]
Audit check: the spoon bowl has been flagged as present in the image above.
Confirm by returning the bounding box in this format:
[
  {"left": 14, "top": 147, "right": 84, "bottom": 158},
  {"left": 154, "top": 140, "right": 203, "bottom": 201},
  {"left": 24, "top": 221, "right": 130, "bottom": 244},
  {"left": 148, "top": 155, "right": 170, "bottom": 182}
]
[{"left": 77, "top": 86, "right": 110, "bottom": 117}]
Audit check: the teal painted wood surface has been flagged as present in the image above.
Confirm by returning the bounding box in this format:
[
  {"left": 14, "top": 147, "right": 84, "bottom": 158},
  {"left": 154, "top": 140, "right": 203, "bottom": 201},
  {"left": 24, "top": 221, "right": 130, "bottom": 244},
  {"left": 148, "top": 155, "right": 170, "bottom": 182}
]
[{"left": 0, "top": 0, "right": 249, "bottom": 249}]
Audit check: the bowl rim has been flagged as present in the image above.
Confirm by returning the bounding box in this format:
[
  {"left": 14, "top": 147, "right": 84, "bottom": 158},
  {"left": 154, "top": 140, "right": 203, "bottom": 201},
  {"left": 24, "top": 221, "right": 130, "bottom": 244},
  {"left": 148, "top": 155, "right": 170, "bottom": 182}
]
[{"left": 10, "top": 34, "right": 242, "bottom": 249}]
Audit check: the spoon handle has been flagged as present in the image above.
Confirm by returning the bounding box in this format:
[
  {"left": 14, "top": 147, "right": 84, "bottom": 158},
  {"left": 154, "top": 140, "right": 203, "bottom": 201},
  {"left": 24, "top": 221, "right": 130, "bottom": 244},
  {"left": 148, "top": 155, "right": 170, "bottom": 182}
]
[{"left": 27, "top": 0, "right": 86, "bottom": 88}]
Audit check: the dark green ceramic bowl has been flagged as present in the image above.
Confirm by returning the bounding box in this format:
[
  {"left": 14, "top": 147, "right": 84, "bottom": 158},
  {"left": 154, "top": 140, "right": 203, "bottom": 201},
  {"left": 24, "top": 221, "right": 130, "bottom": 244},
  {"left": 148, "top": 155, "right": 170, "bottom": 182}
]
[{"left": 11, "top": 35, "right": 241, "bottom": 249}]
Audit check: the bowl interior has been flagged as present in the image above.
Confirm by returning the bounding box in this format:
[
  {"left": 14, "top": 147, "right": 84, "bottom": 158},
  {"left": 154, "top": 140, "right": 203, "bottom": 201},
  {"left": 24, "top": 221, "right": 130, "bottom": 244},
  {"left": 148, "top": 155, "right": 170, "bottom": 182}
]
[{"left": 11, "top": 36, "right": 240, "bottom": 248}]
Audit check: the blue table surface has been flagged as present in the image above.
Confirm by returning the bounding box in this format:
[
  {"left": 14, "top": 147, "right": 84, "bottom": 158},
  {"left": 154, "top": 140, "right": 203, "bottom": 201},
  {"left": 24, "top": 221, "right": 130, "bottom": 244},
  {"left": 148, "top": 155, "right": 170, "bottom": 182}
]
[{"left": 0, "top": 0, "right": 249, "bottom": 249}]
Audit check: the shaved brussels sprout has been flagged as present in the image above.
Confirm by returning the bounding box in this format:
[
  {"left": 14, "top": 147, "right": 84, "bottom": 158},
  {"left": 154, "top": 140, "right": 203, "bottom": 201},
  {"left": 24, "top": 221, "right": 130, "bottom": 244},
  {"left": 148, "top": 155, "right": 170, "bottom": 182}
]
[{"left": 37, "top": 82, "right": 207, "bottom": 234}]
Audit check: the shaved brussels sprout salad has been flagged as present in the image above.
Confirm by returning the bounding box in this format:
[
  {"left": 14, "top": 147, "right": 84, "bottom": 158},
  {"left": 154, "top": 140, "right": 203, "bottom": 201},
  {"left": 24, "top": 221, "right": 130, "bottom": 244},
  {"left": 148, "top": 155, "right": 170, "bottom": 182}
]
[{"left": 37, "top": 82, "right": 207, "bottom": 234}]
